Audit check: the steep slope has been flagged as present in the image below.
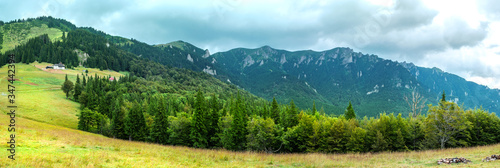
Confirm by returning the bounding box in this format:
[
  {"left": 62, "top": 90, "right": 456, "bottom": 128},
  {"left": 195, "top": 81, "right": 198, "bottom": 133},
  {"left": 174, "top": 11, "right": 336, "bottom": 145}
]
[
  {"left": 209, "top": 46, "right": 500, "bottom": 116},
  {"left": 0, "top": 17, "right": 73, "bottom": 53},
  {"left": 402, "top": 62, "right": 500, "bottom": 113},
  {"left": 0, "top": 17, "right": 263, "bottom": 105}
]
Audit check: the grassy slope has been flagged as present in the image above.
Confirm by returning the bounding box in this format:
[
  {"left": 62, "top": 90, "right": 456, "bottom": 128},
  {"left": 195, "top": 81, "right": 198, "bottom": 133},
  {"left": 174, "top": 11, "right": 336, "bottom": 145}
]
[
  {"left": 0, "top": 113, "right": 499, "bottom": 167},
  {"left": 1, "top": 22, "right": 63, "bottom": 53},
  {"left": 0, "top": 63, "right": 126, "bottom": 129}
]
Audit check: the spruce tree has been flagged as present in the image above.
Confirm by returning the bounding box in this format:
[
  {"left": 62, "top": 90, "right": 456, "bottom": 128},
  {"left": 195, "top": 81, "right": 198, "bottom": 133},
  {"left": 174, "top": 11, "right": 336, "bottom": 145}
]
[
  {"left": 73, "top": 74, "right": 82, "bottom": 101},
  {"left": 126, "top": 101, "right": 146, "bottom": 141},
  {"left": 230, "top": 91, "right": 247, "bottom": 150},
  {"left": 208, "top": 93, "right": 220, "bottom": 147},
  {"left": 151, "top": 95, "right": 169, "bottom": 144},
  {"left": 441, "top": 90, "right": 446, "bottom": 102},
  {"left": 312, "top": 101, "right": 317, "bottom": 114},
  {"left": 271, "top": 97, "right": 280, "bottom": 125},
  {"left": 284, "top": 100, "right": 298, "bottom": 129},
  {"left": 345, "top": 101, "right": 356, "bottom": 120},
  {"left": 82, "top": 74, "right": 87, "bottom": 87},
  {"left": 190, "top": 90, "right": 208, "bottom": 148},
  {"left": 111, "top": 97, "right": 127, "bottom": 139}
]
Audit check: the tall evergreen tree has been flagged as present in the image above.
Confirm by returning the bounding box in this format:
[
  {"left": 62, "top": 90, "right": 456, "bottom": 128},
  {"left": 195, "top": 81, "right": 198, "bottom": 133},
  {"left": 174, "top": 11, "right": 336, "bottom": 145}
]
[
  {"left": 312, "top": 101, "right": 317, "bottom": 114},
  {"left": 208, "top": 93, "right": 220, "bottom": 147},
  {"left": 229, "top": 91, "right": 247, "bottom": 150},
  {"left": 190, "top": 89, "right": 208, "bottom": 148},
  {"left": 345, "top": 101, "right": 356, "bottom": 120},
  {"left": 126, "top": 101, "right": 147, "bottom": 141},
  {"left": 111, "top": 97, "right": 127, "bottom": 139},
  {"left": 73, "top": 74, "right": 82, "bottom": 101},
  {"left": 271, "top": 97, "right": 280, "bottom": 124},
  {"left": 283, "top": 100, "right": 298, "bottom": 129},
  {"left": 441, "top": 90, "right": 446, "bottom": 102},
  {"left": 151, "top": 95, "right": 169, "bottom": 144},
  {"left": 82, "top": 74, "right": 87, "bottom": 87}
]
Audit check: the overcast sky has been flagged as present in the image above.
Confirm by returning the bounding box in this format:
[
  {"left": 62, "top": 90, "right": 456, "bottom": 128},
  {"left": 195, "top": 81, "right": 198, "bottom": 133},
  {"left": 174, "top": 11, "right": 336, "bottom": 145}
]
[{"left": 2, "top": 0, "right": 500, "bottom": 89}]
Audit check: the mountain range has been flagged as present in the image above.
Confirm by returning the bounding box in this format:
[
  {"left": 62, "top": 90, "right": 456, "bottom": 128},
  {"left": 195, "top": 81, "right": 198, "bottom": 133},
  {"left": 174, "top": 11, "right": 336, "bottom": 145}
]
[{"left": 1, "top": 17, "right": 499, "bottom": 117}]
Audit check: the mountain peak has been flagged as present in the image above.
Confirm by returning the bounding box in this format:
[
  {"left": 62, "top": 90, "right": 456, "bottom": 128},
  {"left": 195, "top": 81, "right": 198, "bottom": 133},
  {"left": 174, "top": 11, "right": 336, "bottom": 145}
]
[{"left": 259, "top": 45, "right": 275, "bottom": 50}]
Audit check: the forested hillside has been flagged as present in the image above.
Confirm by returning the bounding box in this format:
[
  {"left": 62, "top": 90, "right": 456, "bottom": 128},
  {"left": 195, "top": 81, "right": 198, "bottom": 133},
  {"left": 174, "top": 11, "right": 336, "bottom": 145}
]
[
  {"left": 207, "top": 46, "right": 500, "bottom": 117},
  {"left": 1, "top": 17, "right": 499, "bottom": 154},
  {"left": 0, "top": 16, "right": 264, "bottom": 111}
]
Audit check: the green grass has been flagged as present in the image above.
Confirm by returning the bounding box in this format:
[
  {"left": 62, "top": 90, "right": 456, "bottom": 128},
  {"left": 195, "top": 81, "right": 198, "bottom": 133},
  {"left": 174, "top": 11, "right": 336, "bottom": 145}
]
[
  {"left": 1, "top": 22, "right": 63, "bottom": 53},
  {"left": 0, "top": 63, "right": 127, "bottom": 129}
]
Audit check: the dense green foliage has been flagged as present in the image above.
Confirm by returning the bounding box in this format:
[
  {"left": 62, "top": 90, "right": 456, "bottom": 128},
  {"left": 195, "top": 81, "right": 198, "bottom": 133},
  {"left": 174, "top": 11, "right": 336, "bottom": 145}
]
[
  {"left": 0, "top": 29, "right": 3, "bottom": 50},
  {"left": 4, "top": 16, "right": 77, "bottom": 32},
  {"left": 0, "top": 33, "right": 79, "bottom": 67}
]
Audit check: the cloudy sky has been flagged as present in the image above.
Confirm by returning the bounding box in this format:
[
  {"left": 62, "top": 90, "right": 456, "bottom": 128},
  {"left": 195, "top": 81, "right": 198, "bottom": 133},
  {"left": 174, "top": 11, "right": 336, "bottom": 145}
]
[{"left": 2, "top": 0, "right": 500, "bottom": 89}]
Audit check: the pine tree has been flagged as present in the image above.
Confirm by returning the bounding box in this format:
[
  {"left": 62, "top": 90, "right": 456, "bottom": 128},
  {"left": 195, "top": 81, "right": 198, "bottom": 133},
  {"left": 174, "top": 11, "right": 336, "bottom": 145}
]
[
  {"left": 208, "top": 93, "right": 220, "bottom": 147},
  {"left": 312, "top": 101, "right": 317, "bottom": 114},
  {"left": 126, "top": 101, "right": 147, "bottom": 141},
  {"left": 190, "top": 89, "right": 208, "bottom": 148},
  {"left": 151, "top": 95, "right": 169, "bottom": 144},
  {"left": 345, "top": 101, "right": 356, "bottom": 120},
  {"left": 229, "top": 91, "right": 247, "bottom": 150},
  {"left": 82, "top": 74, "right": 87, "bottom": 87},
  {"left": 111, "top": 97, "right": 127, "bottom": 139},
  {"left": 283, "top": 100, "right": 298, "bottom": 129},
  {"left": 271, "top": 97, "right": 280, "bottom": 125},
  {"left": 441, "top": 90, "right": 446, "bottom": 102},
  {"left": 73, "top": 74, "right": 82, "bottom": 101}
]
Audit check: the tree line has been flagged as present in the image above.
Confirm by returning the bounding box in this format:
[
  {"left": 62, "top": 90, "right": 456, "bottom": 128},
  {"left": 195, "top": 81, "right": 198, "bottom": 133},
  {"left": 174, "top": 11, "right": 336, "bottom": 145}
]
[{"left": 67, "top": 73, "right": 500, "bottom": 153}]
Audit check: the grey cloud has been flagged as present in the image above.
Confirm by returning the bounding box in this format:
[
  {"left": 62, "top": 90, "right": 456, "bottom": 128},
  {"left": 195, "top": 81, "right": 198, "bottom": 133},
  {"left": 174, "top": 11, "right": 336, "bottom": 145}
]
[
  {"left": 443, "top": 19, "right": 489, "bottom": 49},
  {"left": 385, "top": 0, "right": 438, "bottom": 30}
]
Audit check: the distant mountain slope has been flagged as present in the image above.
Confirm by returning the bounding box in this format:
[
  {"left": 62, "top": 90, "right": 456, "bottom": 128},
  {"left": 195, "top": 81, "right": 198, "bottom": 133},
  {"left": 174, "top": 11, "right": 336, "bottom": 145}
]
[
  {"left": 209, "top": 47, "right": 419, "bottom": 116},
  {"left": 3, "top": 16, "right": 496, "bottom": 117},
  {"left": 402, "top": 62, "right": 500, "bottom": 112},
  {"left": 209, "top": 46, "right": 499, "bottom": 116}
]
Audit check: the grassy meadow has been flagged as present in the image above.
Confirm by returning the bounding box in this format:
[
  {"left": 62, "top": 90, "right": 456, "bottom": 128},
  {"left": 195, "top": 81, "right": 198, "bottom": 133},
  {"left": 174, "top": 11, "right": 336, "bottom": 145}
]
[
  {"left": 0, "top": 63, "right": 126, "bottom": 129},
  {"left": 1, "top": 23, "right": 63, "bottom": 53},
  {"left": 0, "top": 63, "right": 498, "bottom": 167}
]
